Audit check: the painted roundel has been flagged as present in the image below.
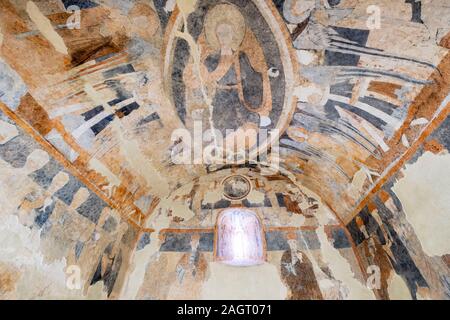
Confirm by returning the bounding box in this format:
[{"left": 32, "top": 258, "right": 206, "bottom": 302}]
[{"left": 222, "top": 175, "right": 252, "bottom": 200}]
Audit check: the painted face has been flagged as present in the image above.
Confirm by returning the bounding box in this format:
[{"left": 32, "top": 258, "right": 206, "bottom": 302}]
[{"left": 216, "top": 23, "right": 234, "bottom": 49}]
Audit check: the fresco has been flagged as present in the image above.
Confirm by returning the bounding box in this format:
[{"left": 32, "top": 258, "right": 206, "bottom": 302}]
[
  {"left": 0, "top": 109, "right": 134, "bottom": 299},
  {"left": 0, "top": 0, "right": 448, "bottom": 300},
  {"left": 165, "top": 1, "right": 296, "bottom": 135}
]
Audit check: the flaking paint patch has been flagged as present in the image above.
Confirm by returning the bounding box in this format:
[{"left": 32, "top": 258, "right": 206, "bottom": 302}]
[
  {"left": 246, "top": 189, "right": 265, "bottom": 204},
  {"left": 314, "top": 204, "right": 375, "bottom": 300},
  {"left": 351, "top": 168, "right": 367, "bottom": 193},
  {"left": 84, "top": 84, "right": 170, "bottom": 197},
  {"left": 125, "top": 207, "right": 176, "bottom": 299},
  {"left": 121, "top": 234, "right": 161, "bottom": 299},
  {"left": 26, "top": 1, "right": 68, "bottom": 55},
  {"left": 88, "top": 158, "right": 121, "bottom": 193},
  {"left": 0, "top": 58, "right": 28, "bottom": 110},
  {"left": 392, "top": 151, "right": 450, "bottom": 257},
  {"left": 0, "top": 214, "right": 81, "bottom": 299},
  {"left": 201, "top": 262, "right": 288, "bottom": 300},
  {"left": 176, "top": 0, "right": 197, "bottom": 15},
  {"left": 158, "top": 198, "right": 195, "bottom": 221},
  {"left": 387, "top": 272, "right": 412, "bottom": 300},
  {"left": 203, "top": 189, "right": 223, "bottom": 204},
  {"left": 316, "top": 225, "right": 375, "bottom": 300},
  {"left": 86, "top": 281, "right": 108, "bottom": 300},
  {"left": 156, "top": 182, "right": 196, "bottom": 220},
  {"left": 296, "top": 50, "right": 316, "bottom": 65},
  {"left": 0, "top": 119, "right": 19, "bottom": 144}
]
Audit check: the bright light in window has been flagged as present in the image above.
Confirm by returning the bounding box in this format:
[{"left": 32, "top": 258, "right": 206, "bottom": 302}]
[{"left": 216, "top": 209, "right": 265, "bottom": 266}]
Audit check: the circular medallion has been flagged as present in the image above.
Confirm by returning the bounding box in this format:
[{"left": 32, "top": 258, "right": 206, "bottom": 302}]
[{"left": 222, "top": 175, "right": 252, "bottom": 200}]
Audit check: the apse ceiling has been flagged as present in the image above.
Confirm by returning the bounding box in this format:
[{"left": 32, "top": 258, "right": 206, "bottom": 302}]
[{"left": 0, "top": 0, "right": 449, "bottom": 231}]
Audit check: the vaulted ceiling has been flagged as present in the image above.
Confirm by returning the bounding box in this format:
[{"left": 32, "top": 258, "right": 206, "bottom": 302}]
[{"left": 0, "top": 0, "right": 449, "bottom": 230}]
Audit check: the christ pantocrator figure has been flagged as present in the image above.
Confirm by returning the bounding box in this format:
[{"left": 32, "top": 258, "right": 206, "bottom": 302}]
[{"left": 184, "top": 3, "right": 273, "bottom": 136}]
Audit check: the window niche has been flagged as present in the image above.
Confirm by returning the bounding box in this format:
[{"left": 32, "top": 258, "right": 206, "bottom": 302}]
[{"left": 215, "top": 208, "right": 265, "bottom": 266}]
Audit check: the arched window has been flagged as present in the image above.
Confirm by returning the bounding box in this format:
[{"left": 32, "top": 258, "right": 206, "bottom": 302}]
[{"left": 215, "top": 208, "right": 265, "bottom": 266}]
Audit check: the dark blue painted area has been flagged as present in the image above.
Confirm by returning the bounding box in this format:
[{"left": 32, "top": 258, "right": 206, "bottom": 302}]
[
  {"left": 359, "top": 96, "right": 396, "bottom": 115},
  {"left": 201, "top": 199, "right": 231, "bottom": 210},
  {"left": 325, "top": 27, "right": 369, "bottom": 66},
  {"left": 96, "top": 53, "right": 117, "bottom": 63},
  {"left": 428, "top": 115, "right": 450, "bottom": 151},
  {"left": 198, "top": 233, "right": 214, "bottom": 252},
  {"left": 117, "top": 102, "right": 140, "bottom": 118},
  {"left": 91, "top": 114, "right": 114, "bottom": 135},
  {"left": 82, "top": 102, "right": 140, "bottom": 136},
  {"left": 105, "top": 79, "right": 133, "bottom": 105},
  {"left": 171, "top": 39, "right": 190, "bottom": 123},
  {"left": 205, "top": 53, "right": 220, "bottom": 73},
  {"left": 103, "top": 64, "right": 135, "bottom": 79},
  {"left": 325, "top": 99, "right": 387, "bottom": 130},
  {"left": 405, "top": 0, "right": 424, "bottom": 23},
  {"left": 90, "top": 244, "right": 123, "bottom": 296},
  {"left": 349, "top": 198, "right": 429, "bottom": 299},
  {"left": 76, "top": 193, "right": 106, "bottom": 223},
  {"left": 360, "top": 206, "right": 387, "bottom": 245},
  {"left": 153, "top": 0, "right": 173, "bottom": 31},
  {"left": 328, "top": 0, "right": 341, "bottom": 6},
  {"left": 384, "top": 221, "right": 428, "bottom": 299},
  {"left": 271, "top": 0, "right": 285, "bottom": 18},
  {"left": 330, "top": 81, "right": 355, "bottom": 98},
  {"left": 54, "top": 174, "right": 82, "bottom": 206},
  {"left": 325, "top": 51, "right": 361, "bottom": 66},
  {"left": 159, "top": 230, "right": 322, "bottom": 252},
  {"left": 29, "top": 158, "right": 63, "bottom": 189},
  {"left": 297, "top": 230, "right": 321, "bottom": 250},
  {"left": 334, "top": 27, "right": 370, "bottom": 46},
  {"left": 348, "top": 206, "right": 387, "bottom": 246},
  {"left": 102, "top": 216, "right": 118, "bottom": 233},
  {"left": 62, "top": 0, "right": 98, "bottom": 9},
  {"left": 346, "top": 218, "right": 366, "bottom": 245},
  {"left": 330, "top": 227, "right": 351, "bottom": 249},
  {"left": 0, "top": 110, "right": 111, "bottom": 229},
  {"left": 137, "top": 232, "right": 151, "bottom": 251},
  {"left": 82, "top": 105, "right": 104, "bottom": 121},
  {"left": 0, "top": 133, "right": 32, "bottom": 168},
  {"left": 276, "top": 193, "right": 286, "bottom": 207},
  {"left": 159, "top": 232, "right": 214, "bottom": 252},
  {"left": 239, "top": 52, "right": 264, "bottom": 109},
  {"left": 75, "top": 241, "right": 84, "bottom": 260},
  {"left": 34, "top": 202, "right": 56, "bottom": 228},
  {"left": 160, "top": 233, "right": 192, "bottom": 252},
  {"left": 266, "top": 231, "right": 289, "bottom": 251},
  {"left": 266, "top": 230, "right": 320, "bottom": 251},
  {"left": 138, "top": 112, "right": 161, "bottom": 126}
]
